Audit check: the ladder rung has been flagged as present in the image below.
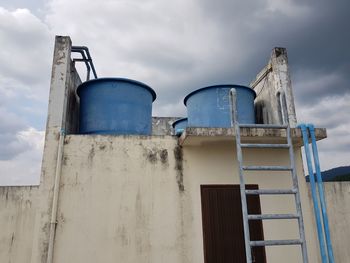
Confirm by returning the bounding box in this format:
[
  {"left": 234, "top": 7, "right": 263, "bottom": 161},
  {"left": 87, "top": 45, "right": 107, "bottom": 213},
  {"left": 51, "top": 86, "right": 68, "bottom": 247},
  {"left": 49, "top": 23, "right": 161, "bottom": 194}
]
[
  {"left": 238, "top": 124, "right": 288, "bottom": 129},
  {"left": 242, "top": 165, "right": 292, "bottom": 171},
  {"left": 248, "top": 214, "right": 299, "bottom": 220},
  {"left": 245, "top": 189, "right": 297, "bottom": 195},
  {"left": 241, "top": 143, "right": 289, "bottom": 149},
  {"left": 250, "top": 239, "right": 303, "bottom": 247}
]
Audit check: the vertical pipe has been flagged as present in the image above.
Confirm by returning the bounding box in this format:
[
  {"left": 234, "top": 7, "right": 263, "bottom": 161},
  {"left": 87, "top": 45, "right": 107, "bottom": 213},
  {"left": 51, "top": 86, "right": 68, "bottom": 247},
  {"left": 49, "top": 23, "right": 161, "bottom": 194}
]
[
  {"left": 308, "top": 124, "right": 335, "bottom": 263},
  {"left": 300, "top": 124, "right": 327, "bottom": 263},
  {"left": 230, "top": 89, "right": 252, "bottom": 263},
  {"left": 47, "top": 129, "right": 65, "bottom": 263}
]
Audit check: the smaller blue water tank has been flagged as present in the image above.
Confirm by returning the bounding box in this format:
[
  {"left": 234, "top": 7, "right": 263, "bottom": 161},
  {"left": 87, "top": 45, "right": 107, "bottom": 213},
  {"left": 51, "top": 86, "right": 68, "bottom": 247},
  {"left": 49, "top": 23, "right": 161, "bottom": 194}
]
[
  {"left": 184, "top": 85, "right": 256, "bottom": 127},
  {"left": 77, "top": 78, "right": 156, "bottom": 135},
  {"left": 172, "top": 118, "right": 188, "bottom": 135}
]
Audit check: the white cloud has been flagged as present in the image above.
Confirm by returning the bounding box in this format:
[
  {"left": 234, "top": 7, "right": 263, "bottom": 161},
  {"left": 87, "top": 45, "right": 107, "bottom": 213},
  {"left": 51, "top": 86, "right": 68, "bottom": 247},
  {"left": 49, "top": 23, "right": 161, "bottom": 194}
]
[
  {"left": 153, "top": 99, "right": 186, "bottom": 117},
  {"left": 0, "top": 7, "right": 50, "bottom": 185},
  {"left": 45, "top": 0, "right": 251, "bottom": 105},
  {"left": 0, "top": 7, "right": 52, "bottom": 101},
  {"left": 0, "top": 127, "right": 44, "bottom": 186}
]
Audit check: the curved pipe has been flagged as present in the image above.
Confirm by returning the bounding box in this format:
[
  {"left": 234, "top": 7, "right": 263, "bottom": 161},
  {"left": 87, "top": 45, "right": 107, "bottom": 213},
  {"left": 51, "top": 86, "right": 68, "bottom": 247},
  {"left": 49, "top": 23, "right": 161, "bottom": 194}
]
[
  {"left": 71, "top": 46, "right": 97, "bottom": 80},
  {"left": 71, "top": 49, "right": 90, "bottom": 80},
  {"left": 71, "top": 46, "right": 97, "bottom": 79}
]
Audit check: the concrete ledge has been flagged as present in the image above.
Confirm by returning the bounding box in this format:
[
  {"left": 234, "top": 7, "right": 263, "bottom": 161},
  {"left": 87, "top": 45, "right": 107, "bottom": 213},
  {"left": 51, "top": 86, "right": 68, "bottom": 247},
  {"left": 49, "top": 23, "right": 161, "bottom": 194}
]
[{"left": 179, "top": 127, "right": 327, "bottom": 146}]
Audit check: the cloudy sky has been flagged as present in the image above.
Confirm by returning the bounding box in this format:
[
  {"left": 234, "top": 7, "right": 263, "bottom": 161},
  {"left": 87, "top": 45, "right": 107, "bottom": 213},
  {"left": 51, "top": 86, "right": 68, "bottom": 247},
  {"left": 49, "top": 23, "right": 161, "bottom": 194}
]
[{"left": 0, "top": 0, "right": 349, "bottom": 185}]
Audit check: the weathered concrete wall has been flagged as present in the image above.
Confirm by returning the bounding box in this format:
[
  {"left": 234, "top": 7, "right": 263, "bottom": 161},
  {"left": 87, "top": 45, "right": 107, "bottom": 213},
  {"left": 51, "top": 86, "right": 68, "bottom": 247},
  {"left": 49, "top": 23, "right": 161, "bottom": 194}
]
[
  {"left": 43, "top": 134, "right": 320, "bottom": 263},
  {"left": 64, "top": 64, "right": 81, "bottom": 135},
  {"left": 307, "top": 182, "right": 350, "bottom": 262},
  {"left": 0, "top": 187, "right": 38, "bottom": 262},
  {"left": 251, "top": 48, "right": 297, "bottom": 127},
  {"left": 152, "top": 117, "right": 180, "bottom": 135},
  {"left": 53, "top": 135, "right": 187, "bottom": 263}
]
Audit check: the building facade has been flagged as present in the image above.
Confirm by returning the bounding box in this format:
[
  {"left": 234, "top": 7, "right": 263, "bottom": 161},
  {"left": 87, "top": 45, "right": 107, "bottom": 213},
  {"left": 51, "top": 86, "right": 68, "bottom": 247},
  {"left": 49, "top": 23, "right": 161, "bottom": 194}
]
[{"left": 0, "top": 36, "right": 348, "bottom": 263}]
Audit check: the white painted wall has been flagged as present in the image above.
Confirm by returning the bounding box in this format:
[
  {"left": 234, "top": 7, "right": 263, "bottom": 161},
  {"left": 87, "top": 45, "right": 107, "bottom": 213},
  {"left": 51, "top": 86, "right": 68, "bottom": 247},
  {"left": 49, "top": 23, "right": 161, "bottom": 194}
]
[
  {"left": 308, "top": 182, "right": 350, "bottom": 262},
  {"left": 47, "top": 135, "right": 319, "bottom": 263},
  {"left": 1, "top": 134, "right": 349, "bottom": 262},
  {"left": 0, "top": 187, "right": 38, "bottom": 262}
]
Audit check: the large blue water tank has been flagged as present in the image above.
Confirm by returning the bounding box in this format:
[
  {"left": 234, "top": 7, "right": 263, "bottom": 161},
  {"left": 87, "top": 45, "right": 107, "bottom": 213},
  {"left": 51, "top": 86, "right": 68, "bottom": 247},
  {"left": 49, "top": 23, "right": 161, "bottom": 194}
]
[
  {"left": 184, "top": 85, "right": 256, "bottom": 127},
  {"left": 77, "top": 78, "right": 156, "bottom": 135}
]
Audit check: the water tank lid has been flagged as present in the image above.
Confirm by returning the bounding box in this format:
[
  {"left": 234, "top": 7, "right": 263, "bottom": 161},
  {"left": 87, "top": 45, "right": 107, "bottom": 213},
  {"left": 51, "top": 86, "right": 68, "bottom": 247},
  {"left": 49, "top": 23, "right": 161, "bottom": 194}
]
[
  {"left": 183, "top": 84, "right": 256, "bottom": 106},
  {"left": 172, "top": 117, "right": 188, "bottom": 128},
  {"left": 76, "top": 77, "right": 157, "bottom": 101}
]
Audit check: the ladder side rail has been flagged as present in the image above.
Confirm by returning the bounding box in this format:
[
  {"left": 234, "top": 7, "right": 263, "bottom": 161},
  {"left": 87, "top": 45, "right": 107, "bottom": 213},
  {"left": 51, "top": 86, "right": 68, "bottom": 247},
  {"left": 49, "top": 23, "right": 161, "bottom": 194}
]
[
  {"left": 287, "top": 125, "right": 309, "bottom": 263},
  {"left": 308, "top": 124, "right": 335, "bottom": 263},
  {"left": 230, "top": 88, "right": 252, "bottom": 263}
]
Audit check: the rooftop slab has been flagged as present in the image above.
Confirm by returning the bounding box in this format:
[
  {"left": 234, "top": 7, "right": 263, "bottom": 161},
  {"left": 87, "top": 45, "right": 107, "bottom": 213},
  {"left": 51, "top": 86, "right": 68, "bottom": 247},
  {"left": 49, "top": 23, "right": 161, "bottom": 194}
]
[{"left": 178, "top": 127, "right": 327, "bottom": 146}]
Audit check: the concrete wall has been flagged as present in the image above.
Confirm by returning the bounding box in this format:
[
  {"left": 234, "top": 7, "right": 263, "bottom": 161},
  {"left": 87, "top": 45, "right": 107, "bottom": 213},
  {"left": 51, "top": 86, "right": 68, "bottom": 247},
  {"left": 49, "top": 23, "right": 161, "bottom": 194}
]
[
  {"left": 307, "top": 182, "right": 350, "bottom": 262},
  {"left": 42, "top": 134, "right": 320, "bottom": 263},
  {"left": 0, "top": 187, "right": 38, "bottom": 262},
  {"left": 1, "top": 134, "right": 349, "bottom": 263},
  {"left": 152, "top": 117, "right": 180, "bottom": 135},
  {"left": 183, "top": 139, "right": 319, "bottom": 262},
  {"left": 53, "top": 135, "right": 186, "bottom": 263}
]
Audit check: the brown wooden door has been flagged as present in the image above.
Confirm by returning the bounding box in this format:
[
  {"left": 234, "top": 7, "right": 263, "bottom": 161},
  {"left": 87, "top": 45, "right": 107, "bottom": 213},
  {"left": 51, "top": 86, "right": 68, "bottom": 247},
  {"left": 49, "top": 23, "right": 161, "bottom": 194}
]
[{"left": 201, "top": 185, "right": 266, "bottom": 263}]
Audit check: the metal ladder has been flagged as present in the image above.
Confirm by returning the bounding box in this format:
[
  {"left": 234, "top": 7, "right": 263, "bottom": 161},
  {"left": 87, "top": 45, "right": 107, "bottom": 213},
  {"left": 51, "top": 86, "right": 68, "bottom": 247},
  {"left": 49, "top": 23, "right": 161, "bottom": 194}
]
[{"left": 230, "top": 89, "right": 308, "bottom": 263}]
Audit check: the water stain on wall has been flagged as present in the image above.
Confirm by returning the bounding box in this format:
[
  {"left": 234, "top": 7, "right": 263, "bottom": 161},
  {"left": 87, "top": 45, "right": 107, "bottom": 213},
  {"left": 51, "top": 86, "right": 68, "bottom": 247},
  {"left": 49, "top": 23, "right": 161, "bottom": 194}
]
[{"left": 174, "top": 146, "right": 184, "bottom": 192}]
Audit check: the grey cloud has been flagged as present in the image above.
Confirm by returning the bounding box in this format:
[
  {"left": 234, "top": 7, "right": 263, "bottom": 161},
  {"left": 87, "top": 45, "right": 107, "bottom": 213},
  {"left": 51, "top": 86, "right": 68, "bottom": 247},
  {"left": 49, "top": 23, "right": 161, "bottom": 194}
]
[
  {"left": 0, "top": 133, "right": 30, "bottom": 160},
  {"left": 193, "top": 0, "right": 350, "bottom": 103},
  {"left": 0, "top": 108, "right": 32, "bottom": 160},
  {"left": 293, "top": 70, "right": 349, "bottom": 104},
  {"left": 296, "top": 94, "right": 350, "bottom": 128},
  {"left": 0, "top": 0, "right": 348, "bottom": 172}
]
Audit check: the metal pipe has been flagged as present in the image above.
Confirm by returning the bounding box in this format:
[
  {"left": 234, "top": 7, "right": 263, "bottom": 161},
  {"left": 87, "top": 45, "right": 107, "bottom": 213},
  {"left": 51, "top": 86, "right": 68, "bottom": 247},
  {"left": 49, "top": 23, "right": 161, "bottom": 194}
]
[
  {"left": 308, "top": 124, "right": 335, "bottom": 263},
  {"left": 299, "top": 124, "right": 327, "bottom": 263},
  {"left": 46, "top": 129, "right": 65, "bottom": 263},
  {"left": 71, "top": 46, "right": 97, "bottom": 79},
  {"left": 71, "top": 48, "right": 91, "bottom": 81}
]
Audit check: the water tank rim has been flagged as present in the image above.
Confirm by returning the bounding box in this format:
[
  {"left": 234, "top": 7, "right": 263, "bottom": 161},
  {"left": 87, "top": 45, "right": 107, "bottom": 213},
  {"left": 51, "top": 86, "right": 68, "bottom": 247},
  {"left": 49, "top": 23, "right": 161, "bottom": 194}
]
[
  {"left": 171, "top": 117, "right": 188, "bottom": 128},
  {"left": 183, "top": 84, "right": 256, "bottom": 106},
  {"left": 76, "top": 77, "right": 157, "bottom": 101}
]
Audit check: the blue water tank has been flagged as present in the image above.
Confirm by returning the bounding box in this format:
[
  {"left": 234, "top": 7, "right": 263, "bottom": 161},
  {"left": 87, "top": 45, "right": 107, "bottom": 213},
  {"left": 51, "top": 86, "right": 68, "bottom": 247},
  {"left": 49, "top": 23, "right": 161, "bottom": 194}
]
[
  {"left": 77, "top": 78, "right": 156, "bottom": 135},
  {"left": 184, "top": 85, "right": 256, "bottom": 127},
  {"left": 172, "top": 118, "right": 188, "bottom": 135}
]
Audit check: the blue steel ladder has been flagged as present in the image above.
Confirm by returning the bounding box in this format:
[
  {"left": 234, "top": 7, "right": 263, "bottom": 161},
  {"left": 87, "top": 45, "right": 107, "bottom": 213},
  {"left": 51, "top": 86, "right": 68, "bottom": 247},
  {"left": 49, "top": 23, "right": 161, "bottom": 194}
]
[{"left": 230, "top": 89, "right": 308, "bottom": 263}]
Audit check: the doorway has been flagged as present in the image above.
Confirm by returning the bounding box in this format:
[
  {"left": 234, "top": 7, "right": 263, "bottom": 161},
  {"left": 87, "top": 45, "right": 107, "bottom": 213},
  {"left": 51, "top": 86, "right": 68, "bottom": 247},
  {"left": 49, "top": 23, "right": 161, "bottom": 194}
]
[{"left": 201, "top": 185, "right": 266, "bottom": 263}]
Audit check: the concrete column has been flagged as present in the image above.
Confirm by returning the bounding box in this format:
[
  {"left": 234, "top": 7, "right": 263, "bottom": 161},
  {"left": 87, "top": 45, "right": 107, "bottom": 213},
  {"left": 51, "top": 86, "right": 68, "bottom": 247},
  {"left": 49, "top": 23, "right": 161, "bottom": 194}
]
[
  {"left": 270, "top": 48, "right": 298, "bottom": 127},
  {"left": 31, "top": 36, "right": 72, "bottom": 263}
]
